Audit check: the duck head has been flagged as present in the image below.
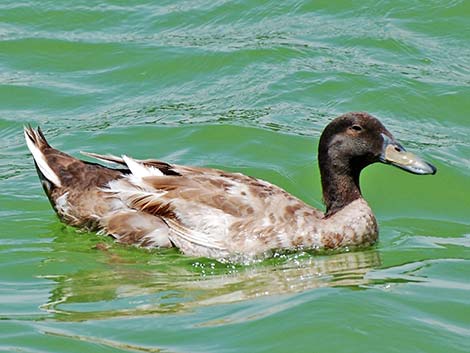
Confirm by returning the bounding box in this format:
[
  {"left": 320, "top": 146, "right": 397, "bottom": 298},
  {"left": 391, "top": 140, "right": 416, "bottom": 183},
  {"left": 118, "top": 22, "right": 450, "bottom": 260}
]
[{"left": 318, "top": 112, "right": 436, "bottom": 216}]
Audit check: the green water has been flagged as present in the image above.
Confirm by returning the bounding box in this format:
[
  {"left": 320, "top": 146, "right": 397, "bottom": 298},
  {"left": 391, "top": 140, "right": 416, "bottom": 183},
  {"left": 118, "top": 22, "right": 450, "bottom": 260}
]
[{"left": 1, "top": 1, "right": 469, "bottom": 352}]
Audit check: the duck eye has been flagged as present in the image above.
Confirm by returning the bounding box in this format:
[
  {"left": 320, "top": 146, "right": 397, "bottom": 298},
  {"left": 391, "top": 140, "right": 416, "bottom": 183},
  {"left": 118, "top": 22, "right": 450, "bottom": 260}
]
[{"left": 351, "top": 125, "right": 362, "bottom": 131}]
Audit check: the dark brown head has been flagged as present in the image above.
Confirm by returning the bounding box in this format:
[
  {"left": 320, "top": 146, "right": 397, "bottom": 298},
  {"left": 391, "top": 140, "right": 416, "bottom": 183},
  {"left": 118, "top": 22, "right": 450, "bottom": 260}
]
[{"left": 318, "top": 112, "right": 436, "bottom": 216}]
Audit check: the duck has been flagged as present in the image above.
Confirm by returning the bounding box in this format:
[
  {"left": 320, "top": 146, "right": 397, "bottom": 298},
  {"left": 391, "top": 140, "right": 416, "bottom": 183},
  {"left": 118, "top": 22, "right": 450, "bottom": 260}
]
[{"left": 24, "top": 112, "right": 436, "bottom": 261}]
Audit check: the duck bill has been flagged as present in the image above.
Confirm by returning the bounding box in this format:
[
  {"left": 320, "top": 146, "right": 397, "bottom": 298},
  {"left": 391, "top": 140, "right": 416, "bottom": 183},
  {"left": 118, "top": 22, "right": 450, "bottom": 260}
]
[{"left": 379, "top": 134, "right": 437, "bottom": 175}]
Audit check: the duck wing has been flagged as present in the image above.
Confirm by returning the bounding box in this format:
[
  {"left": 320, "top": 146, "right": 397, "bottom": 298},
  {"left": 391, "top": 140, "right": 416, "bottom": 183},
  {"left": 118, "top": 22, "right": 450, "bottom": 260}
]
[{"left": 103, "top": 156, "right": 321, "bottom": 258}]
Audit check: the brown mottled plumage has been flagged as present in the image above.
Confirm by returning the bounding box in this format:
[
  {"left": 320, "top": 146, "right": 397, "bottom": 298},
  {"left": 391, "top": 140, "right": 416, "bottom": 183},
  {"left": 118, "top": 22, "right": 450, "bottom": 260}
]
[{"left": 24, "top": 112, "right": 436, "bottom": 261}]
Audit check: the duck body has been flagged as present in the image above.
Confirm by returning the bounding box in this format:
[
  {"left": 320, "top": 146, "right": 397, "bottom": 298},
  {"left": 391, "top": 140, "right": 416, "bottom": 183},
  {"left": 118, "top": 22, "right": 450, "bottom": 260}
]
[{"left": 25, "top": 112, "right": 435, "bottom": 261}]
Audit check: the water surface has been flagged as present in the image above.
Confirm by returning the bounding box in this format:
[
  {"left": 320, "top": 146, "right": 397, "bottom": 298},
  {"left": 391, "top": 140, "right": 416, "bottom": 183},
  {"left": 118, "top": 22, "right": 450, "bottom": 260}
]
[{"left": 1, "top": 1, "right": 469, "bottom": 352}]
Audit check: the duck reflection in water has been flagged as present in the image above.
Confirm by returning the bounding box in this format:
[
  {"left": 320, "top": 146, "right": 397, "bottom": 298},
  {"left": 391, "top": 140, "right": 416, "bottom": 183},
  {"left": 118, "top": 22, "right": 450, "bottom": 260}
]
[{"left": 40, "top": 228, "right": 381, "bottom": 322}]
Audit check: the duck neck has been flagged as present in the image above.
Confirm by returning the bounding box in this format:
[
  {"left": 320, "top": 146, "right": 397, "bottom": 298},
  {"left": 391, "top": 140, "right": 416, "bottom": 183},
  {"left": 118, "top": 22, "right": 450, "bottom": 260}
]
[{"left": 319, "top": 156, "right": 363, "bottom": 217}]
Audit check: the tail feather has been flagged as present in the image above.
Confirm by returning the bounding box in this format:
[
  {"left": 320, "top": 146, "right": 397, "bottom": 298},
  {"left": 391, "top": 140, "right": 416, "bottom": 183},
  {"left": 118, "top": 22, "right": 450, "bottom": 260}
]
[
  {"left": 24, "top": 126, "right": 62, "bottom": 187},
  {"left": 80, "top": 151, "right": 126, "bottom": 166}
]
